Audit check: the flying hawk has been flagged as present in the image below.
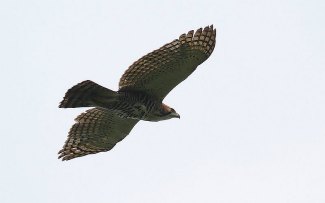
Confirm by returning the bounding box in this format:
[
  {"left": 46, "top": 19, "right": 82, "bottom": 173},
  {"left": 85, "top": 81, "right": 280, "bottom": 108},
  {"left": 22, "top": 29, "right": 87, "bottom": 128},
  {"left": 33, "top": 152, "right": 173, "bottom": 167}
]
[{"left": 58, "top": 25, "right": 216, "bottom": 160}]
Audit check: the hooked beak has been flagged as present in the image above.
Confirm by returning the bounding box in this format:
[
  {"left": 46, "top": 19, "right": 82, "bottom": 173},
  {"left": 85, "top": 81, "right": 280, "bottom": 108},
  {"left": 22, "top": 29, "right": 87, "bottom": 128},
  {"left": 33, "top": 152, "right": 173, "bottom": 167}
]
[{"left": 171, "top": 112, "right": 180, "bottom": 119}]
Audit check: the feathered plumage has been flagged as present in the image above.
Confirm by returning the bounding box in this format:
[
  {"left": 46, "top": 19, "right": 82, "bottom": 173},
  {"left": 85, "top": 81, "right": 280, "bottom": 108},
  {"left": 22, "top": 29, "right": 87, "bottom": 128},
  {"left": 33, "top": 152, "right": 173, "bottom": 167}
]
[{"left": 59, "top": 25, "right": 216, "bottom": 160}]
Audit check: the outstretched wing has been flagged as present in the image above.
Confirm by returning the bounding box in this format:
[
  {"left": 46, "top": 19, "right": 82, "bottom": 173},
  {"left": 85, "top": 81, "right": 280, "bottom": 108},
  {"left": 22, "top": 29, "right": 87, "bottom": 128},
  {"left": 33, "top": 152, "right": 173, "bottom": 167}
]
[
  {"left": 58, "top": 108, "right": 138, "bottom": 161},
  {"left": 119, "top": 25, "right": 216, "bottom": 100}
]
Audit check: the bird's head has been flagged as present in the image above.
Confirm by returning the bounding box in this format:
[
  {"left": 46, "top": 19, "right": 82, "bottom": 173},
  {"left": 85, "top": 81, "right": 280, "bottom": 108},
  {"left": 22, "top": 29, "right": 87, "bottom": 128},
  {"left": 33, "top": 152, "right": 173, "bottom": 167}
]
[{"left": 158, "top": 103, "right": 180, "bottom": 120}]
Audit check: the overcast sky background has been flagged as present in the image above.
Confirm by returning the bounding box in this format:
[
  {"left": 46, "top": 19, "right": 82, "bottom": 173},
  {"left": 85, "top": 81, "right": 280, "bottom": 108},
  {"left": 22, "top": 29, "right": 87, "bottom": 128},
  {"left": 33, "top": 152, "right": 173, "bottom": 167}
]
[{"left": 1, "top": 0, "right": 324, "bottom": 202}]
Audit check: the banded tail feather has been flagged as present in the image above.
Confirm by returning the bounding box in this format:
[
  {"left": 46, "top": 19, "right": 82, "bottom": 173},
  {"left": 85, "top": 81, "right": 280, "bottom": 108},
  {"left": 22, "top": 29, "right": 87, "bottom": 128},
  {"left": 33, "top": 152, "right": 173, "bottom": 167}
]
[{"left": 59, "top": 80, "right": 118, "bottom": 108}]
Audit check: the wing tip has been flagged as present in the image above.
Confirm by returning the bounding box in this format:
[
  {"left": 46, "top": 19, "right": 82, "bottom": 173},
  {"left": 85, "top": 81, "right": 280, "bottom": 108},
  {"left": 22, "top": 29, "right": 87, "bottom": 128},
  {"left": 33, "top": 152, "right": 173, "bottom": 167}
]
[
  {"left": 178, "top": 24, "right": 216, "bottom": 56},
  {"left": 180, "top": 24, "right": 216, "bottom": 40},
  {"left": 57, "top": 148, "right": 89, "bottom": 161}
]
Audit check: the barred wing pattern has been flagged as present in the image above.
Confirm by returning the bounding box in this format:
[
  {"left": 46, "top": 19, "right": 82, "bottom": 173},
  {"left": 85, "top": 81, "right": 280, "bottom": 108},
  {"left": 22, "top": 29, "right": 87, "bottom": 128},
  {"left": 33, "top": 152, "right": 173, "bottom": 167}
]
[
  {"left": 58, "top": 108, "right": 138, "bottom": 160},
  {"left": 119, "top": 25, "right": 216, "bottom": 100}
]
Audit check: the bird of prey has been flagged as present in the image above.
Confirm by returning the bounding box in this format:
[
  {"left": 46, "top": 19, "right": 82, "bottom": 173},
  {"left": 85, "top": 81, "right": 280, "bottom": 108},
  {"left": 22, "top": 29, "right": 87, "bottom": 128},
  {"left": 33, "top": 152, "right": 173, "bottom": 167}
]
[{"left": 58, "top": 25, "right": 216, "bottom": 160}]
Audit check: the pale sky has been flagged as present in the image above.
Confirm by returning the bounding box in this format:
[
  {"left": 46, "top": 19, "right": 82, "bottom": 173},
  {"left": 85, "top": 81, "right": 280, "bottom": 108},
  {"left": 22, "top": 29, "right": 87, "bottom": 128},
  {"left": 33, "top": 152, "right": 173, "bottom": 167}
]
[{"left": 1, "top": 0, "right": 325, "bottom": 202}]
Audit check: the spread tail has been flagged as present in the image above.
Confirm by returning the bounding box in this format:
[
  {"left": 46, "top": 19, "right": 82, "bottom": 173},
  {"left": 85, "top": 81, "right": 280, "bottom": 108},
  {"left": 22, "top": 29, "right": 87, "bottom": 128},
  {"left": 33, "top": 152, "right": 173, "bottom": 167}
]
[{"left": 59, "top": 80, "right": 118, "bottom": 108}]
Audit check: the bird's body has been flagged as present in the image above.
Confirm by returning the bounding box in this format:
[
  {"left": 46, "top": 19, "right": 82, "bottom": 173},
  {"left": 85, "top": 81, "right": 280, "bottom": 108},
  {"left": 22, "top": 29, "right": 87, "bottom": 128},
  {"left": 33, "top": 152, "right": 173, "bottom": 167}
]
[
  {"left": 107, "top": 91, "right": 162, "bottom": 121},
  {"left": 95, "top": 89, "right": 178, "bottom": 121},
  {"left": 60, "top": 80, "right": 178, "bottom": 121},
  {"left": 58, "top": 25, "right": 216, "bottom": 160}
]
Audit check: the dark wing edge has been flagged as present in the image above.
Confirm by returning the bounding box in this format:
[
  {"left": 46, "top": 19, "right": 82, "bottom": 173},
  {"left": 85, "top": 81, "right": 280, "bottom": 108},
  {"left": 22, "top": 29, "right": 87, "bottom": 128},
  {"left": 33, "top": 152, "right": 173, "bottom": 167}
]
[
  {"left": 118, "top": 25, "right": 216, "bottom": 100},
  {"left": 58, "top": 108, "right": 138, "bottom": 161}
]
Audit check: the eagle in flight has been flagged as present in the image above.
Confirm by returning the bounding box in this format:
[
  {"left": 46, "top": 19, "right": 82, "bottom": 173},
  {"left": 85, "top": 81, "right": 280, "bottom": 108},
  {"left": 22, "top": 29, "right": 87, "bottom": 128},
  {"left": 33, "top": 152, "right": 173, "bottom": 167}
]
[{"left": 58, "top": 25, "right": 216, "bottom": 160}]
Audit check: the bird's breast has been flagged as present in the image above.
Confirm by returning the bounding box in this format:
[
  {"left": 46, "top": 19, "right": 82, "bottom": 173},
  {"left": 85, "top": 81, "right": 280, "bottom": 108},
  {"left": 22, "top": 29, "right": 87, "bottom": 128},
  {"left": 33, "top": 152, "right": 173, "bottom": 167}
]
[{"left": 112, "top": 92, "right": 160, "bottom": 121}]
